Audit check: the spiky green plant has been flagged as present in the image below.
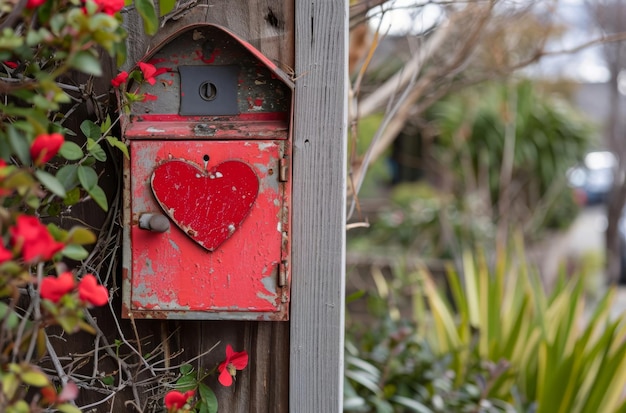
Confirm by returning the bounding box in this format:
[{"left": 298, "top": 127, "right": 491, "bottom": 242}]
[{"left": 418, "top": 248, "right": 626, "bottom": 413}]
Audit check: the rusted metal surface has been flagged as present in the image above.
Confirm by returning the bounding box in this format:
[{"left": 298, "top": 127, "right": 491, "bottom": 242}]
[
  {"left": 124, "top": 118, "right": 289, "bottom": 140},
  {"left": 121, "top": 24, "right": 293, "bottom": 321}
]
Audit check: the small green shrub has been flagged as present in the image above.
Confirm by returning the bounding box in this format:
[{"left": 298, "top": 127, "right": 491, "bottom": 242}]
[
  {"left": 344, "top": 318, "right": 518, "bottom": 413},
  {"left": 344, "top": 266, "right": 518, "bottom": 413},
  {"left": 350, "top": 182, "right": 494, "bottom": 260},
  {"left": 345, "top": 245, "right": 626, "bottom": 412}
]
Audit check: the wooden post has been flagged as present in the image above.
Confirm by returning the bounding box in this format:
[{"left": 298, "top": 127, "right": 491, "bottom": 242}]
[{"left": 290, "top": 2, "right": 348, "bottom": 412}]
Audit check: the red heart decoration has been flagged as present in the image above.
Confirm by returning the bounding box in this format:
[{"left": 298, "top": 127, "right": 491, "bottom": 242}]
[{"left": 150, "top": 159, "right": 259, "bottom": 251}]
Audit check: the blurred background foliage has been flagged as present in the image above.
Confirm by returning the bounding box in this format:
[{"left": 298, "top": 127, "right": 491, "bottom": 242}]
[
  {"left": 344, "top": 248, "right": 626, "bottom": 413},
  {"left": 345, "top": 0, "right": 626, "bottom": 411},
  {"left": 350, "top": 79, "right": 594, "bottom": 260}
]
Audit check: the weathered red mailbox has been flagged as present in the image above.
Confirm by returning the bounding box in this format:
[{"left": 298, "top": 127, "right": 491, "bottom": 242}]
[{"left": 120, "top": 24, "right": 293, "bottom": 320}]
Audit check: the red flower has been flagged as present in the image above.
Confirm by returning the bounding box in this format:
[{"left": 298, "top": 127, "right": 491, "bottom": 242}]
[
  {"left": 26, "top": 0, "right": 46, "bottom": 8},
  {"left": 78, "top": 274, "right": 109, "bottom": 306},
  {"left": 93, "top": 0, "right": 123, "bottom": 15},
  {"left": 0, "top": 244, "right": 12, "bottom": 263},
  {"left": 154, "top": 67, "right": 170, "bottom": 76},
  {"left": 164, "top": 390, "right": 195, "bottom": 410},
  {"left": 30, "top": 133, "right": 64, "bottom": 165},
  {"left": 111, "top": 71, "right": 128, "bottom": 87},
  {"left": 138, "top": 62, "right": 158, "bottom": 85},
  {"left": 218, "top": 345, "right": 248, "bottom": 386},
  {"left": 42, "top": 381, "right": 78, "bottom": 404},
  {"left": 141, "top": 93, "right": 158, "bottom": 102},
  {"left": 10, "top": 215, "right": 65, "bottom": 262},
  {"left": 40, "top": 272, "right": 75, "bottom": 303}
]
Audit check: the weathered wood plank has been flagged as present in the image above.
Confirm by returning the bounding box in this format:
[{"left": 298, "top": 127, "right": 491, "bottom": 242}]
[
  {"left": 122, "top": 0, "right": 293, "bottom": 71},
  {"left": 181, "top": 321, "right": 290, "bottom": 413},
  {"left": 290, "top": 1, "right": 348, "bottom": 412}
]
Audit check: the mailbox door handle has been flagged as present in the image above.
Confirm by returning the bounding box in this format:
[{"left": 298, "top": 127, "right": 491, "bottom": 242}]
[{"left": 138, "top": 213, "right": 170, "bottom": 233}]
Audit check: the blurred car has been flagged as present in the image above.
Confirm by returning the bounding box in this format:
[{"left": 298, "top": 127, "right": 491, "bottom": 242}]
[{"left": 568, "top": 151, "right": 616, "bottom": 206}]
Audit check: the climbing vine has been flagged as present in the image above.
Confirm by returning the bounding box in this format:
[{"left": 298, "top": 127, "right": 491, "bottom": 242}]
[{"left": 0, "top": 0, "right": 246, "bottom": 411}]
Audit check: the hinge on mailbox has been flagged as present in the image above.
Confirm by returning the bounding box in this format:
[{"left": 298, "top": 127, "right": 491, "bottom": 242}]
[
  {"left": 279, "top": 157, "right": 289, "bottom": 182},
  {"left": 278, "top": 260, "right": 288, "bottom": 287}
]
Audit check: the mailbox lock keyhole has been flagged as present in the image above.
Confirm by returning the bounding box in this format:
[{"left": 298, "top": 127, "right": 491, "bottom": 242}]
[{"left": 199, "top": 81, "right": 217, "bottom": 101}]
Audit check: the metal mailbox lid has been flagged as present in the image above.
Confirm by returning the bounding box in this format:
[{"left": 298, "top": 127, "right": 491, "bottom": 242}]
[
  {"left": 127, "top": 24, "right": 293, "bottom": 119},
  {"left": 123, "top": 140, "right": 291, "bottom": 320}
]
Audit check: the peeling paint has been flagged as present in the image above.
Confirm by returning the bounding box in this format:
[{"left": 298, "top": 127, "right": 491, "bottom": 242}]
[
  {"left": 256, "top": 291, "right": 278, "bottom": 305},
  {"left": 168, "top": 239, "right": 180, "bottom": 252},
  {"left": 261, "top": 275, "right": 277, "bottom": 294}
]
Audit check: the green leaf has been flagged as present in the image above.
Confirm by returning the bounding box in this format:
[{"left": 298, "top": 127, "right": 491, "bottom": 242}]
[
  {"left": 82, "top": 157, "right": 96, "bottom": 167},
  {"left": 57, "top": 164, "right": 79, "bottom": 190},
  {"left": 88, "top": 141, "right": 107, "bottom": 162},
  {"left": 7, "top": 125, "right": 31, "bottom": 165},
  {"left": 135, "top": 0, "right": 159, "bottom": 35},
  {"left": 4, "top": 169, "right": 35, "bottom": 190},
  {"left": 32, "top": 94, "right": 59, "bottom": 111},
  {"left": 106, "top": 136, "right": 129, "bottom": 159},
  {"left": 101, "top": 375, "right": 115, "bottom": 386},
  {"left": 0, "top": 30, "right": 24, "bottom": 49},
  {"left": 62, "top": 244, "right": 89, "bottom": 260},
  {"left": 198, "top": 383, "right": 218, "bottom": 413},
  {"left": 346, "top": 290, "right": 365, "bottom": 304},
  {"left": 26, "top": 29, "right": 43, "bottom": 46},
  {"left": 2, "top": 372, "right": 18, "bottom": 398},
  {"left": 25, "top": 195, "right": 40, "bottom": 209},
  {"left": 70, "top": 51, "right": 102, "bottom": 76},
  {"left": 46, "top": 202, "right": 62, "bottom": 217},
  {"left": 0, "top": 302, "right": 21, "bottom": 331},
  {"left": 101, "top": 115, "right": 112, "bottom": 133},
  {"left": 77, "top": 165, "right": 98, "bottom": 190},
  {"left": 180, "top": 364, "right": 193, "bottom": 375},
  {"left": 198, "top": 404, "right": 210, "bottom": 413},
  {"left": 6, "top": 400, "right": 29, "bottom": 413},
  {"left": 159, "top": 0, "right": 176, "bottom": 15},
  {"left": 20, "top": 369, "right": 50, "bottom": 387},
  {"left": 12, "top": 120, "right": 34, "bottom": 135},
  {"left": 64, "top": 187, "right": 81, "bottom": 206},
  {"left": 67, "top": 227, "right": 97, "bottom": 245},
  {"left": 46, "top": 223, "right": 65, "bottom": 240},
  {"left": 175, "top": 374, "right": 196, "bottom": 391},
  {"left": 57, "top": 404, "right": 82, "bottom": 413},
  {"left": 390, "top": 396, "right": 433, "bottom": 413},
  {"left": 35, "top": 170, "right": 67, "bottom": 198},
  {"left": 78, "top": 320, "right": 97, "bottom": 334},
  {"left": 80, "top": 120, "right": 101, "bottom": 141},
  {"left": 87, "top": 184, "right": 108, "bottom": 211},
  {"left": 59, "top": 141, "right": 83, "bottom": 160},
  {"left": 50, "top": 13, "right": 65, "bottom": 35}
]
